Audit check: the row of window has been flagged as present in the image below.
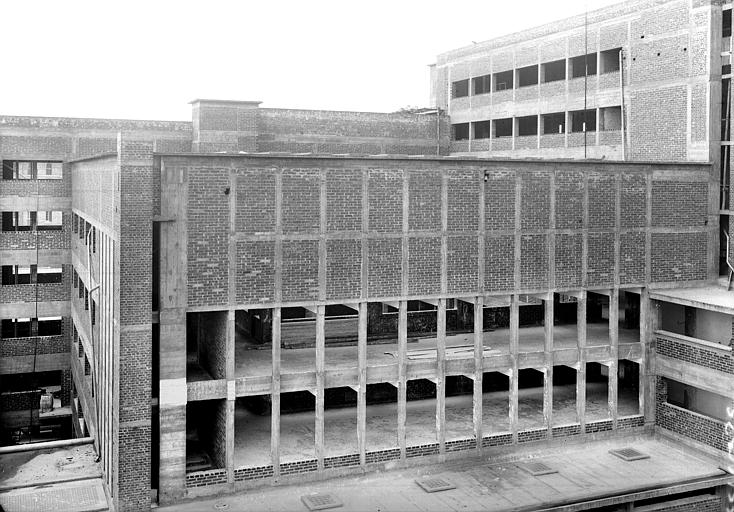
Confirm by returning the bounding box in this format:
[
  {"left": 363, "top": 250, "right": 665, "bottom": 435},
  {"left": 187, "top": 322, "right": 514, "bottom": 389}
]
[
  {"left": 452, "top": 47, "right": 622, "bottom": 98},
  {"left": 72, "top": 213, "right": 97, "bottom": 253},
  {"left": 1, "top": 211, "right": 63, "bottom": 231},
  {"left": 1, "top": 317, "right": 63, "bottom": 338},
  {"left": 451, "top": 106, "right": 622, "bottom": 141},
  {"left": 73, "top": 268, "right": 97, "bottom": 326},
  {"left": 1, "top": 265, "right": 63, "bottom": 285},
  {"left": 2, "top": 160, "right": 62, "bottom": 180}
]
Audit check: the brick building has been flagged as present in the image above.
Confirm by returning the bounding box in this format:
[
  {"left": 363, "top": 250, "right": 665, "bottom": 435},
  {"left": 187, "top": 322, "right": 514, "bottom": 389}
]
[{"left": 1, "top": 0, "right": 733, "bottom": 511}]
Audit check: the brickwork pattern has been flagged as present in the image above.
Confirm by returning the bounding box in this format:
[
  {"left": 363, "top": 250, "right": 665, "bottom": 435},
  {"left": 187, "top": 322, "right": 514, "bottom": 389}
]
[
  {"left": 555, "top": 172, "right": 584, "bottom": 230},
  {"left": 408, "top": 170, "right": 442, "bottom": 231},
  {"left": 555, "top": 234, "right": 583, "bottom": 287},
  {"left": 282, "top": 240, "right": 319, "bottom": 301},
  {"left": 235, "top": 170, "right": 276, "bottom": 234},
  {"left": 485, "top": 170, "right": 516, "bottom": 231},
  {"left": 188, "top": 167, "right": 229, "bottom": 307},
  {"left": 447, "top": 236, "right": 478, "bottom": 293},
  {"left": 588, "top": 174, "right": 616, "bottom": 229},
  {"left": 408, "top": 237, "right": 442, "bottom": 295},
  {"left": 368, "top": 238, "right": 402, "bottom": 297},
  {"left": 282, "top": 169, "right": 320, "bottom": 234},
  {"left": 521, "top": 172, "right": 551, "bottom": 230},
  {"left": 368, "top": 169, "right": 403, "bottom": 233},
  {"left": 326, "top": 239, "right": 361, "bottom": 299},
  {"left": 587, "top": 232, "right": 615, "bottom": 286},
  {"left": 447, "top": 170, "right": 479, "bottom": 232},
  {"left": 656, "top": 334, "right": 734, "bottom": 374},
  {"left": 651, "top": 182, "right": 707, "bottom": 227},
  {"left": 326, "top": 171, "right": 362, "bottom": 232},
  {"left": 236, "top": 241, "right": 275, "bottom": 303},
  {"left": 485, "top": 236, "right": 515, "bottom": 291},
  {"left": 619, "top": 232, "right": 646, "bottom": 284},
  {"left": 650, "top": 232, "right": 707, "bottom": 282}
]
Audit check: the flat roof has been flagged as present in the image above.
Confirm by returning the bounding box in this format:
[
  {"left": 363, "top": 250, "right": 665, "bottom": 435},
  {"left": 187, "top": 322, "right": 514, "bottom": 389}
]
[
  {"left": 156, "top": 152, "right": 711, "bottom": 167},
  {"left": 0, "top": 443, "right": 101, "bottom": 491},
  {"left": 650, "top": 285, "right": 734, "bottom": 315},
  {"left": 163, "top": 434, "right": 732, "bottom": 511}
]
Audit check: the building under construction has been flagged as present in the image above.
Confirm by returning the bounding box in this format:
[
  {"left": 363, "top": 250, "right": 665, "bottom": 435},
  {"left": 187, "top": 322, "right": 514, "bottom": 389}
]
[{"left": 0, "top": 0, "right": 733, "bottom": 510}]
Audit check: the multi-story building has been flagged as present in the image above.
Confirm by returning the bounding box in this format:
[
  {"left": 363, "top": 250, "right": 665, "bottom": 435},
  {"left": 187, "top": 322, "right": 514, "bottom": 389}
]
[{"left": 0, "top": 0, "right": 733, "bottom": 511}]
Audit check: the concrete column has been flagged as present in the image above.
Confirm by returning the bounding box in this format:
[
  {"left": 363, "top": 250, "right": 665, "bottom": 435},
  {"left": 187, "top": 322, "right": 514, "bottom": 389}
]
[
  {"left": 436, "top": 298, "right": 446, "bottom": 458},
  {"left": 397, "top": 301, "right": 407, "bottom": 460},
  {"left": 271, "top": 308, "right": 281, "bottom": 477},
  {"left": 609, "top": 290, "right": 619, "bottom": 428},
  {"left": 543, "top": 298, "right": 554, "bottom": 437},
  {"left": 315, "top": 306, "right": 325, "bottom": 471},
  {"left": 510, "top": 295, "right": 519, "bottom": 443},
  {"left": 473, "top": 296, "right": 484, "bottom": 449},
  {"left": 577, "top": 291, "right": 587, "bottom": 431},
  {"left": 357, "top": 303, "right": 367, "bottom": 466},
  {"left": 158, "top": 160, "right": 188, "bottom": 506}
]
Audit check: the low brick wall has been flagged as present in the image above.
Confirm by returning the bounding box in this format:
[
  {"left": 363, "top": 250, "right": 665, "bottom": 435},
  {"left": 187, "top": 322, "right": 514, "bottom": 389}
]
[
  {"left": 185, "top": 468, "right": 227, "bottom": 488},
  {"left": 656, "top": 331, "right": 733, "bottom": 374},
  {"left": 656, "top": 402, "right": 727, "bottom": 452}
]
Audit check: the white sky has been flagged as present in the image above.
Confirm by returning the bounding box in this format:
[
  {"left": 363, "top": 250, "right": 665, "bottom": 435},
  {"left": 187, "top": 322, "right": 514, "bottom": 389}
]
[{"left": 2, "top": 0, "right": 622, "bottom": 121}]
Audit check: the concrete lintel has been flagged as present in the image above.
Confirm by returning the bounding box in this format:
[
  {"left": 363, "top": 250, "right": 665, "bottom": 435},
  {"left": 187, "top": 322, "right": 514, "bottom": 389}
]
[
  {"left": 484, "top": 296, "right": 512, "bottom": 308},
  {"left": 497, "top": 368, "right": 513, "bottom": 378},
  {"left": 561, "top": 363, "right": 581, "bottom": 371},
  {"left": 588, "top": 289, "right": 613, "bottom": 297},
  {"left": 382, "top": 300, "right": 400, "bottom": 310},
  {"left": 527, "top": 292, "right": 553, "bottom": 301},
  {"left": 564, "top": 290, "right": 586, "bottom": 299},
  {"left": 421, "top": 298, "right": 439, "bottom": 307},
  {"left": 342, "top": 303, "right": 359, "bottom": 312},
  {"left": 462, "top": 373, "right": 475, "bottom": 381}
]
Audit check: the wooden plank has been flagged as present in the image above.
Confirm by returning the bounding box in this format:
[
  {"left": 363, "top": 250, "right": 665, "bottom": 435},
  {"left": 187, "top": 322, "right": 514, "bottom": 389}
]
[
  {"left": 315, "top": 305, "right": 325, "bottom": 471},
  {"left": 473, "top": 296, "right": 483, "bottom": 449},
  {"left": 358, "top": 302, "right": 367, "bottom": 466},
  {"left": 398, "top": 301, "right": 407, "bottom": 460},
  {"left": 436, "top": 298, "right": 446, "bottom": 457}
]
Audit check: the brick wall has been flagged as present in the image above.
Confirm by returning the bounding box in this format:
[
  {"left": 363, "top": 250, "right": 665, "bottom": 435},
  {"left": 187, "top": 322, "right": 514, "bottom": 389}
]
[
  {"left": 655, "top": 377, "right": 727, "bottom": 452},
  {"left": 656, "top": 333, "right": 733, "bottom": 374},
  {"left": 197, "top": 312, "right": 228, "bottom": 380},
  {"left": 176, "top": 157, "right": 712, "bottom": 308}
]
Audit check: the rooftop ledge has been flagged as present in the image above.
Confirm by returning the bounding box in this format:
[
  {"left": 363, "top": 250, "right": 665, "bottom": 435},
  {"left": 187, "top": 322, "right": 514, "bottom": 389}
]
[
  {"left": 155, "top": 152, "right": 712, "bottom": 167},
  {"left": 649, "top": 285, "right": 734, "bottom": 315}
]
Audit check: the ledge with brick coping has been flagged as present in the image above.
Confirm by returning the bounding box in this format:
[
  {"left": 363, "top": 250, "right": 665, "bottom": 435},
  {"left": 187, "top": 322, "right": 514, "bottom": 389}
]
[{"left": 655, "top": 330, "right": 732, "bottom": 354}]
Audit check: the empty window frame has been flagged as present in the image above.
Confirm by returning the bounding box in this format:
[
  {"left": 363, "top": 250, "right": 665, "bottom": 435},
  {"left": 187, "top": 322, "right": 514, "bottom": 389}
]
[
  {"left": 1, "top": 318, "right": 32, "bottom": 338},
  {"left": 599, "top": 106, "right": 622, "bottom": 131},
  {"left": 570, "top": 109, "right": 597, "bottom": 132},
  {"left": 382, "top": 299, "right": 457, "bottom": 314},
  {"left": 452, "top": 123, "right": 470, "bottom": 141},
  {"left": 516, "top": 64, "right": 539, "bottom": 87},
  {"left": 493, "top": 118, "right": 513, "bottom": 137},
  {"left": 473, "top": 120, "right": 492, "bottom": 139},
  {"left": 37, "top": 211, "right": 63, "bottom": 231},
  {"left": 542, "top": 112, "right": 566, "bottom": 134},
  {"left": 542, "top": 59, "right": 566, "bottom": 83},
  {"left": 37, "top": 266, "right": 63, "bottom": 284},
  {"left": 1, "top": 161, "right": 62, "bottom": 180},
  {"left": 516, "top": 115, "right": 538, "bottom": 136},
  {"left": 38, "top": 316, "right": 63, "bottom": 337},
  {"left": 599, "top": 48, "right": 622, "bottom": 73},
  {"left": 1, "top": 265, "right": 32, "bottom": 285},
  {"left": 1, "top": 211, "right": 33, "bottom": 232},
  {"left": 570, "top": 53, "right": 598, "bottom": 78},
  {"left": 493, "top": 70, "right": 514, "bottom": 91},
  {"left": 473, "top": 74, "right": 491, "bottom": 95},
  {"left": 452, "top": 79, "right": 469, "bottom": 98},
  {"left": 725, "top": 8, "right": 732, "bottom": 38}
]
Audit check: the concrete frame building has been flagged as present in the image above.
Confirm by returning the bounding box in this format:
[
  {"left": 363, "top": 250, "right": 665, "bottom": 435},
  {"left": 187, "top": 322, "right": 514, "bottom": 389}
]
[{"left": 0, "top": 0, "right": 733, "bottom": 511}]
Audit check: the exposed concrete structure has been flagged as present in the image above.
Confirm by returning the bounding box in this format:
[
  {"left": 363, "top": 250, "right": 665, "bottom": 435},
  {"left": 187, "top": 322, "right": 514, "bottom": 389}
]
[{"left": 1, "top": 0, "right": 733, "bottom": 510}]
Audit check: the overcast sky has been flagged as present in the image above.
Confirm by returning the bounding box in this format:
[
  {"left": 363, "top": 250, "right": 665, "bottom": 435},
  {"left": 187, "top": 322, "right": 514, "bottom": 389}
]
[{"left": 2, "top": 0, "right": 622, "bottom": 121}]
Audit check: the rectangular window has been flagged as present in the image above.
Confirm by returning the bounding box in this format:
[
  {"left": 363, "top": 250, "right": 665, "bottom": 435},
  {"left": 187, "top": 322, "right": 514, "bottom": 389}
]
[
  {"left": 570, "top": 53, "right": 597, "bottom": 78},
  {"left": 542, "top": 59, "right": 566, "bottom": 83},
  {"left": 724, "top": 8, "right": 732, "bottom": 38},
  {"left": 570, "top": 109, "right": 597, "bottom": 132},
  {"left": 37, "top": 211, "right": 63, "bottom": 231},
  {"left": 1, "top": 265, "right": 32, "bottom": 285},
  {"left": 493, "top": 70, "right": 514, "bottom": 91},
  {"left": 542, "top": 112, "right": 566, "bottom": 134},
  {"left": 516, "top": 115, "right": 538, "bottom": 136},
  {"left": 452, "top": 123, "right": 470, "bottom": 141},
  {"left": 38, "top": 316, "right": 63, "bottom": 337},
  {"left": 37, "top": 162, "right": 63, "bottom": 180},
  {"left": 1, "top": 161, "right": 62, "bottom": 180},
  {"left": 91, "top": 300, "right": 97, "bottom": 326},
  {"left": 1, "top": 318, "right": 32, "bottom": 338},
  {"left": 452, "top": 79, "right": 469, "bottom": 98},
  {"left": 1, "top": 212, "right": 34, "bottom": 232},
  {"left": 516, "top": 65, "right": 539, "bottom": 87},
  {"left": 472, "top": 74, "right": 491, "bottom": 95},
  {"left": 37, "top": 266, "right": 63, "bottom": 284},
  {"left": 473, "top": 120, "right": 492, "bottom": 139},
  {"left": 599, "top": 48, "right": 622, "bottom": 73},
  {"left": 599, "top": 106, "right": 622, "bottom": 131},
  {"left": 493, "top": 118, "right": 513, "bottom": 138}
]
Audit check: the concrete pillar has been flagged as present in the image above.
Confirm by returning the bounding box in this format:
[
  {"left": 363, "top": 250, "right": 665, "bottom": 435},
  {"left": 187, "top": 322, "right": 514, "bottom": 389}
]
[
  {"left": 543, "top": 298, "right": 554, "bottom": 437},
  {"left": 577, "top": 291, "right": 587, "bottom": 431},
  {"left": 609, "top": 290, "right": 619, "bottom": 427},
  {"left": 315, "top": 306, "right": 325, "bottom": 471},
  {"left": 357, "top": 302, "right": 367, "bottom": 466},
  {"left": 436, "top": 298, "right": 446, "bottom": 458},
  {"left": 473, "top": 296, "right": 484, "bottom": 449},
  {"left": 397, "top": 301, "right": 407, "bottom": 460},
  {"left": 510, "top": 295, "right": 520, "bottom": 442},
  {"left": 271, "top": 308, "right": 281, "bottom": 477}
]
